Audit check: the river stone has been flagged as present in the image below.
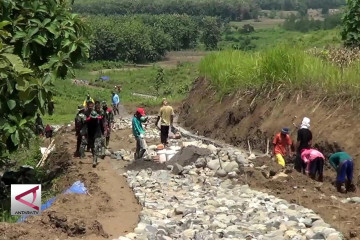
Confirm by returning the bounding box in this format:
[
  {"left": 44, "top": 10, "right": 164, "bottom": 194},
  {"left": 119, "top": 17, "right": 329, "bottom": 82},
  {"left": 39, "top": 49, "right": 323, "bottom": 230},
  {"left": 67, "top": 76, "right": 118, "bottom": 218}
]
[
  {"left": 175, "top": 206, "right": 186, "bottom": 215},
  {"left": 223, "top": 162, "right": 239, "bottom": 173},
  {"left": 326, "top": 233, "right": 343, "bottom": 240},
  {"left": 207, "top": 144, "right": 218, "bottom": 153},
  {"left": 172, "top": 163, "right": 183, "bottom": 175},
  {"left": 349, "top": 197, "right": 360, "bottom": 203},
  {"left": 236, "top": 155, "right": 249, "bottom": 166},
  {"left": 228, "top": 171, "right": 237, "bottom": 178},
  {"left": 207, "top": 160, "right": 220, "bottom": 170},
  {"left": 182, "top": 229, "right": 195, "bottom": 239},
  {"left": 311, "top": 232, "right": 326, "bottom": 239},
  {"left": 215, "top": 169, "right": 227, "bottom": 177},
  {"left": 195, "top": 158, "right": 207, "bottom": 168}
]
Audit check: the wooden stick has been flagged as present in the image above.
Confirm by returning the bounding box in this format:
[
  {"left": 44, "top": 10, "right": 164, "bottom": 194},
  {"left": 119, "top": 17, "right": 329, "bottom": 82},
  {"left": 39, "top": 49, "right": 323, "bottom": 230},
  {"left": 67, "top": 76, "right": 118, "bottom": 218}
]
[
  {"left": 266, "top": 138, "right": 269, "bottom": 155},
  {"left": 247, "top": 139, "right": 252, "bottom": 155},
  {"left": 36, "top": 139, "right": 55, "bottom": 168}
]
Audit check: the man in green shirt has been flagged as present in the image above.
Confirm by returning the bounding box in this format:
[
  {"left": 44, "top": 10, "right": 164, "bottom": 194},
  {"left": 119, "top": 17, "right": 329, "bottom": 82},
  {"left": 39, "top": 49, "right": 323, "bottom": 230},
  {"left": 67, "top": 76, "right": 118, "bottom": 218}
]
[
  {"left": 132, "top": 108, "right": 147, "bottom": 160},
  {"left": 329, "top": 152, "right": 356, "bottom": 193}
]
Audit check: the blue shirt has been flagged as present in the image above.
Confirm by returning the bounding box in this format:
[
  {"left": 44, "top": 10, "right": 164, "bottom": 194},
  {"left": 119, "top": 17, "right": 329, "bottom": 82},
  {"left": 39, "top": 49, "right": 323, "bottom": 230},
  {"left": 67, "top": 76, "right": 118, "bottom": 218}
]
[{"left": 112, "top": 94, "right": 120, "bottom": 105}]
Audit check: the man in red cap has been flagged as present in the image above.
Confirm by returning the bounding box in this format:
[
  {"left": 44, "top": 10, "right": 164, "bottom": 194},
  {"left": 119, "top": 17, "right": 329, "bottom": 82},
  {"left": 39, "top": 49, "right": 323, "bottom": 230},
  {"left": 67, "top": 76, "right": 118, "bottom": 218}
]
[{"left": 132, "top": 108, "right": 148, "bottom": 160}]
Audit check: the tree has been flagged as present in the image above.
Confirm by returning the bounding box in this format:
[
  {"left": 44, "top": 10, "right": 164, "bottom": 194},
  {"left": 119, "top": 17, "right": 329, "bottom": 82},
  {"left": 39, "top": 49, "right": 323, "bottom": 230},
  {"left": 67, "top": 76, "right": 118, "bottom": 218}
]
[
  {"left": 201, "top": 17, "right": 221, "bottom": 50},
  {"left": 0, "top": 0, "right": 90, "bottom": 156},
  {"left": 342, "top": 0, "right": 360, "bottom": 47}
]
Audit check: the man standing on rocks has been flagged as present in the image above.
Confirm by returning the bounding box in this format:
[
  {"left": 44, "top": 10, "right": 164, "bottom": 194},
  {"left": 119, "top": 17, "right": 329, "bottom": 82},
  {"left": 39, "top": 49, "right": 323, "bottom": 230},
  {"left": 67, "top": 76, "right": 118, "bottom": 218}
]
[
  {"left": 301, "top": 148, "right": 325, "bottom": 182},
  {"left": 86, "top": 110, "right": 105, "bottom": 168},
  {"left": 112, "top": 91, "right": 120, "bottom": 116},
  {"left": 102, "top": 101, "right": 114, "bottom": 148},
  {"left": 328, "top": 152, "right": 356, "bottom": 193},
  {"left": 156, "top": 99, "right": 174, "bottom": 146},
  {"left": 272, "top": 128, "right": 292, "bottom": 167},
  {"left": 132, "top": 108, "right": 147, "bottom": 160},
  {"left": 295, "top": 117, "right": 312, "bottom": 173}
]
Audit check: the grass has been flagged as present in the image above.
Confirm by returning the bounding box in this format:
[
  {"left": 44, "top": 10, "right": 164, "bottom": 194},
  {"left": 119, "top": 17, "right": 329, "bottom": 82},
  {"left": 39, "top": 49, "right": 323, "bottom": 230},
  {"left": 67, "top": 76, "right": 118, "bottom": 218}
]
[
  {"left": 221, "top": 27, "right": 341, "bottom": 51},
  {"left": 200, "top": 45, "right": 360, "bottom": 96},
  {"left": 42, "top": 62, "right": 198, "bottom": 124}
]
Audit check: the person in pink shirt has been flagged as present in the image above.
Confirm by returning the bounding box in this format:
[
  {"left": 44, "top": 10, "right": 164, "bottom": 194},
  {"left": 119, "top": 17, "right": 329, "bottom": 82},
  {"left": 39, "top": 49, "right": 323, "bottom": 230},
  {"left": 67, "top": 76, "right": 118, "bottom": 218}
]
[{"left": 301, "top": 148, "right": 325, "bottom": 182}]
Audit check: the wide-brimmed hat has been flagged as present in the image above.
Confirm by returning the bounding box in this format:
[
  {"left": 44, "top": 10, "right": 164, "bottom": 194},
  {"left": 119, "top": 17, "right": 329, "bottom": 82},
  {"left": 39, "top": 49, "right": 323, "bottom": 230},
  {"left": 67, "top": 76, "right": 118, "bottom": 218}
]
[
  {"left": 281, "top": 127, "right": 289, "bottom": 134},
  {"left": 90, "top": 111, "right": 99, "bottom": 119}
]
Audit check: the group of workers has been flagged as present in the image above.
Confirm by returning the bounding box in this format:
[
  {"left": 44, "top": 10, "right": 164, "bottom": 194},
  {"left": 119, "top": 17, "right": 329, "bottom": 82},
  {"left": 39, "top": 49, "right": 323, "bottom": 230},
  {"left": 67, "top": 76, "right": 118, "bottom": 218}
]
[
  {"left": 75, "top": 94, "right": 115, "bottom": 168},
  {"left": 273, "top": 117, "right": 356, "bottom": 193}
]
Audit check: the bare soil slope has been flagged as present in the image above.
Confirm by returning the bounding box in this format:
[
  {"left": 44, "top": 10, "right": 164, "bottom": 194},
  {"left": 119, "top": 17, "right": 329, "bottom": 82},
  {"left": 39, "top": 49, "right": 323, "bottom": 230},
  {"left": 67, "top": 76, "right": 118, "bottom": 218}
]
[{"left": 180, "top": 77, "right": 360, "bottom": 239}]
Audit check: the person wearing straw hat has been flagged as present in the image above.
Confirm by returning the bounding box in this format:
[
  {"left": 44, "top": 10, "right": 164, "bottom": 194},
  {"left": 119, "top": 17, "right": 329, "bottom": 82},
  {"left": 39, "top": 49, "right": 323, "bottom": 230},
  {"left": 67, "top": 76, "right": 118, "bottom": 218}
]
[
  {"left": 272, "top": 127, "right": 292, "bottom": 167},
  {"left": 132, "top": 108, "right": 148, "bottom": 160}
]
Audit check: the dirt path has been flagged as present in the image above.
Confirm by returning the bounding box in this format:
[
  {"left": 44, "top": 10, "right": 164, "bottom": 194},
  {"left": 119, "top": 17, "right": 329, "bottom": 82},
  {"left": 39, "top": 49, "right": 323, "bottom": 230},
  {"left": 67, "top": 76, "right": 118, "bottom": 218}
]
[{"left": 0, "top": 124, "right": 140, "bottom": 240}]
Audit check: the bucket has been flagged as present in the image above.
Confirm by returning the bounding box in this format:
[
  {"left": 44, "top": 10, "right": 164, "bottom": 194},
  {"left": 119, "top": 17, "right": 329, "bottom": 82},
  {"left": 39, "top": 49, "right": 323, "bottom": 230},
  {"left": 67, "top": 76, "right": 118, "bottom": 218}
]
[
  {"left": 165, "top": 150, "right": 177, "bottom": 161},
  {"left": 157, "top": 150, "right": 167, "bottom": 163}
]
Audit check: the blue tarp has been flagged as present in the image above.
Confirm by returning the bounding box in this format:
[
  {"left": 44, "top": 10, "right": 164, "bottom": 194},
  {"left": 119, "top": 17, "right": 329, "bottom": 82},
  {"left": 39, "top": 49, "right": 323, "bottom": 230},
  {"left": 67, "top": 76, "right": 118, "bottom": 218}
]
[
  {"left": 17, "top": 181, "right": 88, "bottom": 222},
  {"left": 100, "top": 76, "right": 110, "bottom": 81}
]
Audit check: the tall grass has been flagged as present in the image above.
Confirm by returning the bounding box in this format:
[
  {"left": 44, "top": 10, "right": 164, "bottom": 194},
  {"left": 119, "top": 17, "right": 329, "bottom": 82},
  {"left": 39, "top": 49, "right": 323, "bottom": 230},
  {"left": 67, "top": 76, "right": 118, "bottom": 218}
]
[{"left": 200, "top": 45, "right": 360, "bottom": 96}]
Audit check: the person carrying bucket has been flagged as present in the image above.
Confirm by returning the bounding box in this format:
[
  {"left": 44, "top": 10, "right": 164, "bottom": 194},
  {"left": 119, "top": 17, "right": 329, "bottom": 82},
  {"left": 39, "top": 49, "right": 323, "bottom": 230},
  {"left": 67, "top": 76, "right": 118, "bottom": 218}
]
[
  {"left": 272, "top": 127, "right": 292, "bottom": 167},
  {"left": 132, "top": 108, "right": 148, "bottom": 160}
]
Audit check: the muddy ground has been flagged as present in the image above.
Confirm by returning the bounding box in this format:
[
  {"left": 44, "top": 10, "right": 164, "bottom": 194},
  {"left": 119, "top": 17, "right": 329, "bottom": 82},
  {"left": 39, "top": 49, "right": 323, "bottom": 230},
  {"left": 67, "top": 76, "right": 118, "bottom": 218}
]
[
  {"left": 0, "top": 126, "right": 141, "bottom": 240},
  {"left": 180, "top": 78, "right": 360, "bottom": 240}
]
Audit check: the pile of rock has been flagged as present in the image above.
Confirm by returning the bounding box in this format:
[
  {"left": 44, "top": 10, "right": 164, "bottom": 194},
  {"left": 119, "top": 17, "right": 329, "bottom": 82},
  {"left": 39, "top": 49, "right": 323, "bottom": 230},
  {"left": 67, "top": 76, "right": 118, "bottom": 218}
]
[
  {"left": 113, "top": 119, "right": 132, "bottom": 130},
  {"left": 118, "top": 169, "right": 343, "bottom": 240},
  {"left": 111, "top": 149, "right": 133, "bottom": 161}
]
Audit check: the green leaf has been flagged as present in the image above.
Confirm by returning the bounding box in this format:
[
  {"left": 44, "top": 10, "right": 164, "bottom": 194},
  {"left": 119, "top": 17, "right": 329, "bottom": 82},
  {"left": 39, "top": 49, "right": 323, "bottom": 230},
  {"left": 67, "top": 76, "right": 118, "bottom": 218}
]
[
  {"left": 61, "top": 39, "right": 72, "bottom": 48},
  {"left": 7, "top": 100, "right": 16, "bottom": 110},
  {"left": 69, "top": 43, "right": 77, "bottom": 53},
  {"left": 28, "top": 27, "right": 39, "bottom": 38},
  {"left": 12, "top": 31, "right": 27, "bottom": 40},
  {"left": 22, "top": 44, "right": 31, "bottom": 58},
  {"left": 19, "top": 119, "right": 27, "bottom": 127},
  {"left": 38, "top": 90, "right": 45, "bottom": 107},
  {"left": 42, "top": 18, "right": 52, "bottom": 27},
  {"left": 33, "top": 35, "right": 47, "bottom": 46},
  {"left": 46, "top": 24, "right": 59, "bottom": 36},
  {"left": 0, "top": 21, "right": 11, "bottom": 29},
  {"left": 11, "top": 130, "right": 20, "bottom": 146}
]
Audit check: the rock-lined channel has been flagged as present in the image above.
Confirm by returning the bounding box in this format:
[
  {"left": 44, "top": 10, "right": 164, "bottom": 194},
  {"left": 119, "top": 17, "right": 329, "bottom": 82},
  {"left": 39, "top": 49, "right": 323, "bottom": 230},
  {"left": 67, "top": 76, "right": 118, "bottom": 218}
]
[{"left": 113, "top": 118, "right": 344, "bottom": 240}]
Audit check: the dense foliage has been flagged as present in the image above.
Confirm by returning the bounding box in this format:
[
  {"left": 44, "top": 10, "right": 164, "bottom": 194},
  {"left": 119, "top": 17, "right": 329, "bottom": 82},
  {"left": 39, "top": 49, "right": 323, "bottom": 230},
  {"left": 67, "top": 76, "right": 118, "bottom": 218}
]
[
  {"left": 283, "top": 13, "right": 342, "bottom": 32},
  {"left": 0, "top": 0, "right": 89, "bottom": 156},
  {"left": 341, "top": 0, "right": 360, "bottom": 47},
  {"left": 73, "top": 0, "right": 259, "bottom": 20},
  {"left": 88, "top": 15, "right": 221, "bottom": 62},
  {"left": 258, "top": 0, "right": 345, "bottom": 11},
  {"left": 73, "top": 0, "right": 346, "bottom": 20}
]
